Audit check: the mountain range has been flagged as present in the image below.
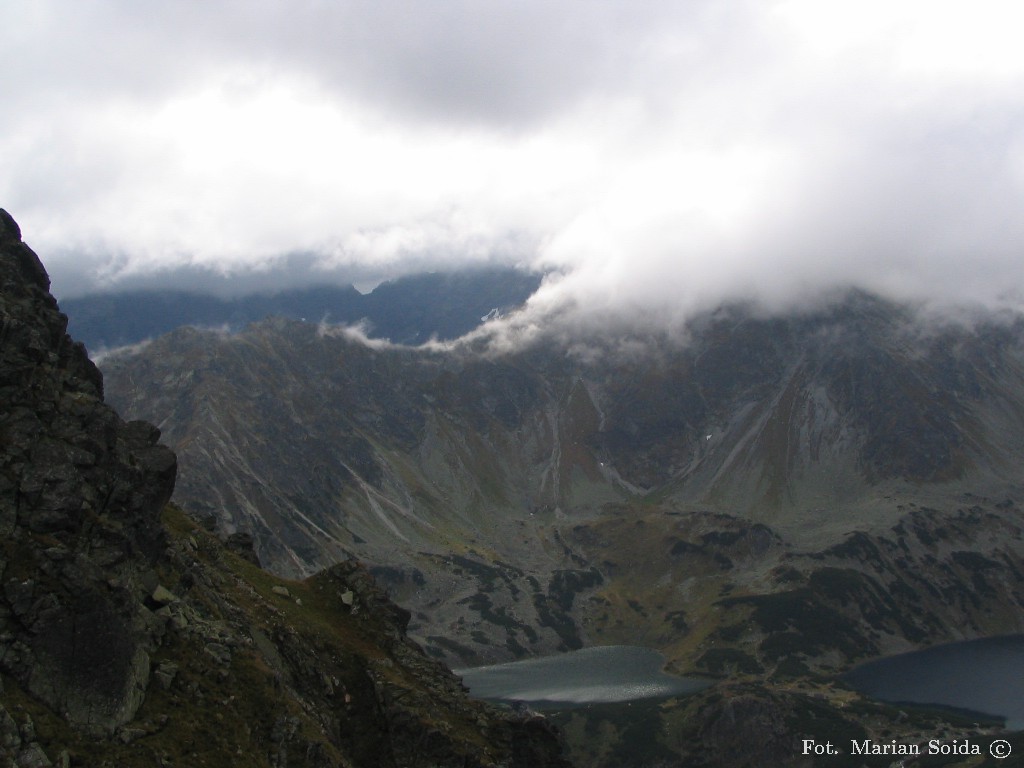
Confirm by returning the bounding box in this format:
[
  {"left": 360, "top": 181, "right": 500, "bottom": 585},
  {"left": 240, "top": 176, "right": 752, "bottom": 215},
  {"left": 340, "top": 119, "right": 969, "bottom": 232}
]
[
  {"left": 14, "top": 194, "right": 1024, "bottom": 764},
  {"left": 99, "top": 290, "right": 1024, "bottom": 671},
  {"left": 60, "top": 268, "right": 542, "bottom": 353},
  {"left": 97, "top": 271, "right": 1024, "bottom": 763}
]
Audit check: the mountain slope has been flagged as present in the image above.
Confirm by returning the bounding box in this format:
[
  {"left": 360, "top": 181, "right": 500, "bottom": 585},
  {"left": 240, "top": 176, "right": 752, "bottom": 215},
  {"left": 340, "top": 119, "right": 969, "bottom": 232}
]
[
  {"left": 97, "top": 287, "right": 1024, "bottom": 677},
  {"left": 0, "top": 209, "right": 568, "bottom": 767}
]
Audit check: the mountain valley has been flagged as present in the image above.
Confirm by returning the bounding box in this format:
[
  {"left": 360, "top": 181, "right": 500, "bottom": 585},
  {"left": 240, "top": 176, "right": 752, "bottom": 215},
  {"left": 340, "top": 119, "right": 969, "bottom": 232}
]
[
  {"left": 7, "top": 200, "right": 1024, "bottom": 765},
  {"left": 86, "top": 277, "right": 1024, "bottom": 765},
  {"left": 98, "top": 287, "right": 1024, "bottom": 684}
]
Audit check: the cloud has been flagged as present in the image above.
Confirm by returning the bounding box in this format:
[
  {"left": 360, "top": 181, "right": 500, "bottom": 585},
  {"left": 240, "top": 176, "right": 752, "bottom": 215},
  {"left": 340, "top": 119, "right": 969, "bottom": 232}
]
[{"left": 3, "top": 0, "right": 1024, "bottom": 331}]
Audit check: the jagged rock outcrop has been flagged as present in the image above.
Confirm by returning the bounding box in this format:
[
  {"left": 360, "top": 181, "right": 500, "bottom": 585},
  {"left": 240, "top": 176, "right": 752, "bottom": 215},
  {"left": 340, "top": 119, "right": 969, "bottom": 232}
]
[
  {"left": 0, "top": 209, "right": 571, "bottom": 767},
  {"left": 0, "top": 208, "right": 176, "bottom": 738}
]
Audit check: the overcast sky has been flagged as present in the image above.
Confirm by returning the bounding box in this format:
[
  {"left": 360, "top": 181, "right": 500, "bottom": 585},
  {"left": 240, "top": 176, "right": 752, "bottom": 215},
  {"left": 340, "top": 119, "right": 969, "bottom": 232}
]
[{"left": 3, "top": 1, "right": 1024, "bottom": 331}]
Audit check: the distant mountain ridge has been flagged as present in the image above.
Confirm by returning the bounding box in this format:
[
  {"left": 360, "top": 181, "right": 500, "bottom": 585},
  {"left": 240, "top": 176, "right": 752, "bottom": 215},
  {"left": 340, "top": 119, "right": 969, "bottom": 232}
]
[{"left": 62, "top": 267, "right": 543, "bottom": 352}]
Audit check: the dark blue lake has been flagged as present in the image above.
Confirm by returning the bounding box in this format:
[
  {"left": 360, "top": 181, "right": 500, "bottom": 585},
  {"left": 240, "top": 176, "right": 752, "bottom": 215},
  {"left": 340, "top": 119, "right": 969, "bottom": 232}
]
[
  {"left": 843, "top": 634, "right": 1024, "bottom": 729},
  {"left": 455, "top": 645, "right": 710, "bottom": 708}
]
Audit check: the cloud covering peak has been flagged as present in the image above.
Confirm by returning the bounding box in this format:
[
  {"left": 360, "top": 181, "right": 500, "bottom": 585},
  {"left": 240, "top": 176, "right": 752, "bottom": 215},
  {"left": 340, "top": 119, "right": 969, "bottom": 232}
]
[{"left": 3, "top": 0, "right": 1024, "bottom": 329}]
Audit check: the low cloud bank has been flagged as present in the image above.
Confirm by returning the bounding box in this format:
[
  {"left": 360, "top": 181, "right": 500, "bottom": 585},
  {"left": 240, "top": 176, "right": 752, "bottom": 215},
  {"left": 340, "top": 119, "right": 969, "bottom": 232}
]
[{"left": 5, "top": 1, "right": 1024, "bottom": 336}]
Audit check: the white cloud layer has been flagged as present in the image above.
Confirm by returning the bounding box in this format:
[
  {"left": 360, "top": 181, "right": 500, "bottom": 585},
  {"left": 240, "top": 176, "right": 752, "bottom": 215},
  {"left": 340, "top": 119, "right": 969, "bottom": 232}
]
[{"left": 3, "top": 0, "right": 1024, "bottom": 331}]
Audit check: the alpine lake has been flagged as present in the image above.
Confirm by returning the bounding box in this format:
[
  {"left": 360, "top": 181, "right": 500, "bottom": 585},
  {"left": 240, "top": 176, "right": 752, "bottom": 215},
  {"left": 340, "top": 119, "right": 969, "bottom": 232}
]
[
  {"left": 842, "top": 634, "right": 1024, "bottom": 730},
  {"left": 455, "top": 645, "right": 710, "bottom": 710},
  {"left": 455, "top": 636, "right": 1024, "bottom": 763},
  {"left": 458, "top": 638, "right": 1024, "bottom": 729}
]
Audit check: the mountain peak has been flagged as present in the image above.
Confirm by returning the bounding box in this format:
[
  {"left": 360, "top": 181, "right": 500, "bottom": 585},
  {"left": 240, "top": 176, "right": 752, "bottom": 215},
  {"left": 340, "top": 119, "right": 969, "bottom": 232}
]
[{"left": 1, "top": 208, "right": 51, "bottom": 294}]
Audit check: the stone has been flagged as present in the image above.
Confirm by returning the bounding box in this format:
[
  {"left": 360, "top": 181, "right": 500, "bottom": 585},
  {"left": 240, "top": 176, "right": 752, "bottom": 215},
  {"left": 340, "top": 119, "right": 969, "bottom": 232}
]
[
  {"left": 153, "top": 661, "right": 179, "bottom": 690},
  {"left": 0, "top": 704, "right": 20, "bottom": 750},
  {"left": 14, "top": 742, "right": 52, "bottom": 767},
  {"left": 204, "top": 642, "right": 232, "bottom": 667},
  {"left": 224, "top": 531, "right": 261, "bottom": 566},
  {"left": 150, "top": 585, "right": 179, "bottom": 607}
]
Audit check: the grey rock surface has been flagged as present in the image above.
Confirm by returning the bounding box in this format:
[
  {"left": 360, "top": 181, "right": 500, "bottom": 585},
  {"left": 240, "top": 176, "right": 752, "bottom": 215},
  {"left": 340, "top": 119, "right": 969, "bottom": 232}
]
[{"left": 0, "top": 209, "right": 177, "bottom": 735}]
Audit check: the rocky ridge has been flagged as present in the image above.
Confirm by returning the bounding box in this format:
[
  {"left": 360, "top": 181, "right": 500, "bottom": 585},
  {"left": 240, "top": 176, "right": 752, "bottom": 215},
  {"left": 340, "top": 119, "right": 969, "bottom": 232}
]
[
  {"left": 0, "top": 207, "right": 177, "bottom": 741},
  {"left": 0, "top": 209, "right": 569, "bottom": 767}
]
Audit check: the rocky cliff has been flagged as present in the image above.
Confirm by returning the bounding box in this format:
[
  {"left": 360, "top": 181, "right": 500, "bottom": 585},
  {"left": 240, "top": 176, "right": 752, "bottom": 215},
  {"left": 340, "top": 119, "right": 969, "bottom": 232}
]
[{"left": 0, "top": 209, "right": 569, "bottom": 767}]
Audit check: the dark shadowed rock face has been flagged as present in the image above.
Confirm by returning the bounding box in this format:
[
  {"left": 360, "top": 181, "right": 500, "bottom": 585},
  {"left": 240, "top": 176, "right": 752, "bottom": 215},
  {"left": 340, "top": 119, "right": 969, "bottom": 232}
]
[
  {"left": 0, "top": 209, "right": 572, "bottom": 767},
  {"left": 0, "top": 209, "right": 177, "bottom": 735}
]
